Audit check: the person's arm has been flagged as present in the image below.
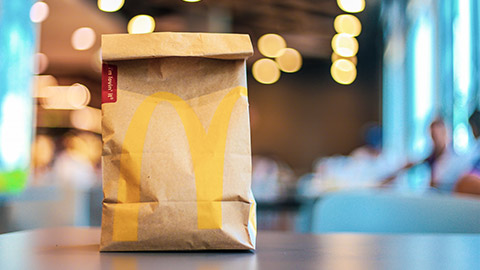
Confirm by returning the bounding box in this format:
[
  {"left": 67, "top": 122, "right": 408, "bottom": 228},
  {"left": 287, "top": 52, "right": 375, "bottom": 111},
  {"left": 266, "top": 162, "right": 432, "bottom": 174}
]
[
  {"left": 454, "top": 174, "right": 480, "bottom": 195},
  {"left": 429, "top": 168, "right": 437, "bottom": 188},
  {"left": 378, "top": 162, "right": 416, "bottom": 187}
]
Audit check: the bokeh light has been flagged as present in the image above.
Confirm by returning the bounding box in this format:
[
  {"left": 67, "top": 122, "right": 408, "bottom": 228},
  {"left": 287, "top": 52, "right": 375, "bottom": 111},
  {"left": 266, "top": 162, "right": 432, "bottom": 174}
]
[
  {"left": 71, "top": 107, "right": 101, "bottom": 134},
  {"left": 68, "top": 84, "right": 91, "bottom": 109},
  {"left": 97, "top": 0, "right": 124, "bottom": 12},
  {"left": 0, "top": 94, "right": 31, "bottom": 168},
  {"left": 331, "top": 52, "right": 357, "bottom": 66},
  {"left": 334, "top": 14, "right": 362, "bottom": 37},
  {"left": 454, "top": 123, "right": 469, "bottom": 153},
  {"left": 91, "top": 49, "right": 102, "bottom": 73},
  {"left": 337, "top": 0, "right": 366, "bottom": 13},
  {"left": 128, "top": 15, "right": 156, "bottom": 34},
  {"left": 32, "top": 135, "right": 55, "bottom": 169},
  {"left": 275, "top": 48, "right": 302, "bottom": 73},
  {"left": 63, "top": 133, "right": 102, "bottom": 166},
  {"left": 332, "top": 33, "right": 359, "bottom": 57},
  {"left": 258, "top": 34, "right": 287, "bottom": 58},
  {"left": 33, "top": 75, "right": 58, "bottom": 98},
  {"left": 41, "top": 84, "right": 91, "bottom": 110},
  {"left": 34, "top": 52, "right": 49, "bottom": 74},
  {"left": 331, "top": 59, "right": 357, "bottom": 85},
  {"left": 30, "top": 1, "right": 49, "bottom": 23},
  {"left": 71, "top": 27, "right": 96, "bottom": 51},
  {"left": 252, "top": 58, "right": 281, "bottom": 84}
]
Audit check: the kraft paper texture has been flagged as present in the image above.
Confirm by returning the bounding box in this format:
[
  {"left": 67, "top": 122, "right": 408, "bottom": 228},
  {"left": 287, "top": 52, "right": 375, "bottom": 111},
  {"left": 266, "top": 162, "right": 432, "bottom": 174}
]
[{"left": 100, "top": 32, "right": 256, "bottom": 251}]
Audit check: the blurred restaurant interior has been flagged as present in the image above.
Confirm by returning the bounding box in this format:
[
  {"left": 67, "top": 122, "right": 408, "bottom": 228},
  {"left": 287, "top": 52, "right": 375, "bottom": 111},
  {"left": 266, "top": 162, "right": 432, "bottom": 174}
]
[{"left": 1, "top": 0, "right": 480, "bottom": 235}]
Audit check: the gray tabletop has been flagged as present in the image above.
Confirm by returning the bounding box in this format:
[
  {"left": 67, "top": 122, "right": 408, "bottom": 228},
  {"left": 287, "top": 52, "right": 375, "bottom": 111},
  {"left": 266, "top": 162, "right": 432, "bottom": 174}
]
[{"left": 0, "top": 227, "right": 479, "bottom": 270}]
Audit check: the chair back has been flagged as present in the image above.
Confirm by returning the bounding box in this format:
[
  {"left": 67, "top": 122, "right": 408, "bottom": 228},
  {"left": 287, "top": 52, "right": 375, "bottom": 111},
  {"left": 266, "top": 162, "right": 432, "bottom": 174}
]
[{"left": 312, "top": 190, "right": 480, "bottom": 233}]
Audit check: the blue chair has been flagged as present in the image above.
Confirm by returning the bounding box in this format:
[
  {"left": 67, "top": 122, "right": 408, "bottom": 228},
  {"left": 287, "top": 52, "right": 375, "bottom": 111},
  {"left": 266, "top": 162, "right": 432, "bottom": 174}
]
[{"left": 311, "top": 190, "right": 480, "bottom": 233}]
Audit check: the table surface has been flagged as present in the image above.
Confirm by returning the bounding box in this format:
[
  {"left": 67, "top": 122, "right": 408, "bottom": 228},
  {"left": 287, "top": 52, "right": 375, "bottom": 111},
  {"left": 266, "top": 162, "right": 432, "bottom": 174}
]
[{"left": 0, "top": 227, "right": 478, "bottom": 270}]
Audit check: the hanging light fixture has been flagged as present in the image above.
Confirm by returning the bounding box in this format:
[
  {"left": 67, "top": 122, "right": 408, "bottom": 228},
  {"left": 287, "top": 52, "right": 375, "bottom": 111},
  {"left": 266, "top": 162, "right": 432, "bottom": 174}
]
[
  {"left": 252, "top": 58, "right": 281, "bottom": 84},
  {"left": 331, "top": 59, "right": 357, "bottom": 85},
  {"left": 128, "top": 15, "right": 156, "bottom": 34},
  {"left": 337, "top": 0, "right": 366, "bottom": 13},
  {"left": 258, "top": 34, "right": 287, "bottom": 58},
  {"left": 331, "top": 33, "right": 359, "bottom": 58},
  {"left": 97, "top": 0, "right": 124, "bottom": 12},
  {"left": 334, "top": 14, "right": 362, "bottom": 37}
]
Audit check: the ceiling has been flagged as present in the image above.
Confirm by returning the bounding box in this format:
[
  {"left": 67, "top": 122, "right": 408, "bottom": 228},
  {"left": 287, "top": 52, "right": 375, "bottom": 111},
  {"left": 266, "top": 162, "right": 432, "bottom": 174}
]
[
  {"left": 114, "top": 0, "right": 343, "bottom": 58},
  {"left": 41, "top": 0, "right": 380, "bottom": 72},
  {"left": 36, "top": 0, "right": 382, "bottom": 145},
  {"left": 39, "top": 0, "right": 381, "bottom": 107},
  {"left": 118, "top": 0, "right": 341, "bottom": 33}
]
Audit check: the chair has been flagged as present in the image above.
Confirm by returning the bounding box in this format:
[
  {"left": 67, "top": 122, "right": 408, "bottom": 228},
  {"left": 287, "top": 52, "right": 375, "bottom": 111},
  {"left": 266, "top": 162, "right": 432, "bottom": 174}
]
[
  {"left": 311, "top": 190, "right": 480, "bottom": 233},
  {"left": 88, "top": 186, "right": 103, "bottom": 226}
]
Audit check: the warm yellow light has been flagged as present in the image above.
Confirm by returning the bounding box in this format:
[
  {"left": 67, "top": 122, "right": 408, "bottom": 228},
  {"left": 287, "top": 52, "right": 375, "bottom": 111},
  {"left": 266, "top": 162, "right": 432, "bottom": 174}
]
[
  {"left": 183, "top": 0, "right": 201, "bottom": 2},
  {"left": 33, "top": 75, "right": 58, "bottom": 98},
  {"left": 98, "top": 0, "right": 124, "bottom": 12},
  {"left": 275, "top": 48, "right": 302, "bottom": 73},
  {"left": 71, "top": 107, "right": 101, "bottom": 134},
  {"left": 71, "top": 27, "right": 96, "bottom": 51},
  {"left": 252, "top": 58, "right": 281, "bottom": 84},
  {"left": 128, "top": 15, "right": 155, "bottom": 34},
  {"left": 68, "top": 84, "right": 91, "bottom": 109},
  {"left": 332, "top": 33, "right": 359, "bottom": 57},
  {"left": 91, "top": 49, "right": 102, "bottom": 72},
  {"left": 30, "top": 1, "right": 49, "bottom": 23},
  {"left": 334, "top": 14, "right": 362, "bottom": 36},
  {"left": 34, "top": 53, "right": 49, "bottom": 74},
  {"left": 331, "top": 52, "right": 357, "bottom": 65},
  {"left": 258, "top": 34, "right": 287, "bottom": 58},
  {"left": 41, "top": 84, "right": 91, "bottom": 110},
  {"left": 331, "top": 59, "right": 357, "bottom": 85},
  {"left": 337, "top": 0, "right": 365, "bottom": 13},
  {"left": 32, "top": 135, "right": 55, "bottom": 168}
]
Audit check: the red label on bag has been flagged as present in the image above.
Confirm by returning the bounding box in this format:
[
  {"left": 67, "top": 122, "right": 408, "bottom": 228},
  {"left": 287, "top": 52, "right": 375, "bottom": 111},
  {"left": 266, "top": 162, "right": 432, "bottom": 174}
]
[{"left": 102, "top": 64, "right": 117, "bottom": 104}]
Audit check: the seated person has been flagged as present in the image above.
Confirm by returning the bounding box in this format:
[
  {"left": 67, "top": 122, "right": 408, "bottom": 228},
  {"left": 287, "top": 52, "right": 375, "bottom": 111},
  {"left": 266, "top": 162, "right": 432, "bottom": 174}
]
[
  {"left": 455, "top": 160, "right": 480, "bottom": 195},
  {"left": 380, "top": 118, "right": 471, "bottom": 191},
  {"left": 454, "top": 110, "right": 480, "bottom": 196},
  {"left": 380, "top": 118, "right": 449, "bottom": 188}
]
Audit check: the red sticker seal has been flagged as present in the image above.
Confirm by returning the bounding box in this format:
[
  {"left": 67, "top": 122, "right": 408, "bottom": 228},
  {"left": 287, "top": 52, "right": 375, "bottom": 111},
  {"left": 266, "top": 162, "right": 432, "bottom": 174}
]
[{"left": 102, "top": 63, "right": 117, "bottom": 104}]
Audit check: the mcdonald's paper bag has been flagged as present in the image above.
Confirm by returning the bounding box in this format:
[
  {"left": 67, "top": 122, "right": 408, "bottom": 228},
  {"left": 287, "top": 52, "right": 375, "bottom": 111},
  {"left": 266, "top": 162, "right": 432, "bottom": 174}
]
[{"left": 100, "top": 32, "right": 256, "bottom": 251}]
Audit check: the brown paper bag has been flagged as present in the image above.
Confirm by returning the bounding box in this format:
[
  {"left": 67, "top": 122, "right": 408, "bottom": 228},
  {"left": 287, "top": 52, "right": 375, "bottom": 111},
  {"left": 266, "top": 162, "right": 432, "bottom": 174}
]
[{"left": 99, "top": 32, "right": 256, "bottom": 251}]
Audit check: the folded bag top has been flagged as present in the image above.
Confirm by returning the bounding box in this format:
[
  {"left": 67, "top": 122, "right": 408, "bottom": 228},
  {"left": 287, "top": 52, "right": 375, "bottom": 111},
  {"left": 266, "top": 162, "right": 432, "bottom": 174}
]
[{"left": 102, "top": 32, "right": 253, "bottom": 61}]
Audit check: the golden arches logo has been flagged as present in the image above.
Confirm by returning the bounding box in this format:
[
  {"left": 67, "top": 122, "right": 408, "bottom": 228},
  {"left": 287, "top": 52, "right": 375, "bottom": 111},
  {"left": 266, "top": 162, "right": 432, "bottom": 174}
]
[{"left": 112, "top": 86, "right": 248, "bottom": 242}]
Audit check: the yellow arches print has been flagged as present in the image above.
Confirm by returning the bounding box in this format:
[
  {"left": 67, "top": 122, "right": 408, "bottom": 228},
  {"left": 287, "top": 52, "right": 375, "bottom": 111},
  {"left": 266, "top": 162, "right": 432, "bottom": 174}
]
[{"left": 112, "top": 86, "right": 248, "bottom": 242}]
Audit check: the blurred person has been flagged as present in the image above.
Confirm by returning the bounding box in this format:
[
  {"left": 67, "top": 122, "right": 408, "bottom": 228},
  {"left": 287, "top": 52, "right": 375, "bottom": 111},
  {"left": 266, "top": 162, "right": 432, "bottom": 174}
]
[
  {"left": 251, "top": 155, "right": 296, "bottom": 201},
  {"left": 424, "top": 118, "right": 449, "bottom": 188},
  {"left": 297, "top": 124, "right": 393, "bottom": 196},
  {"left": 350, "top": 123, "right": 382, "bottom": 159},
  {"left": 31, "top": 134, "right": 56, "bottom": 185},
  {"left": 380, "top": 118, "right": 469, "bottom": 190},
  {"left": 454, "top": 110, "right": 480, "bottom": 195},
  {"left": 51, "top": 131, "right": 101, "bottom": 190},
  {"left": 251, "top": 155, "right": 297, "bottom": 231},
  {"left": 455, "top": 164, "right": 480, "bottom": 195},
  {"left": 467, "top": 109, "right": 480, "bottom": 152}
]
